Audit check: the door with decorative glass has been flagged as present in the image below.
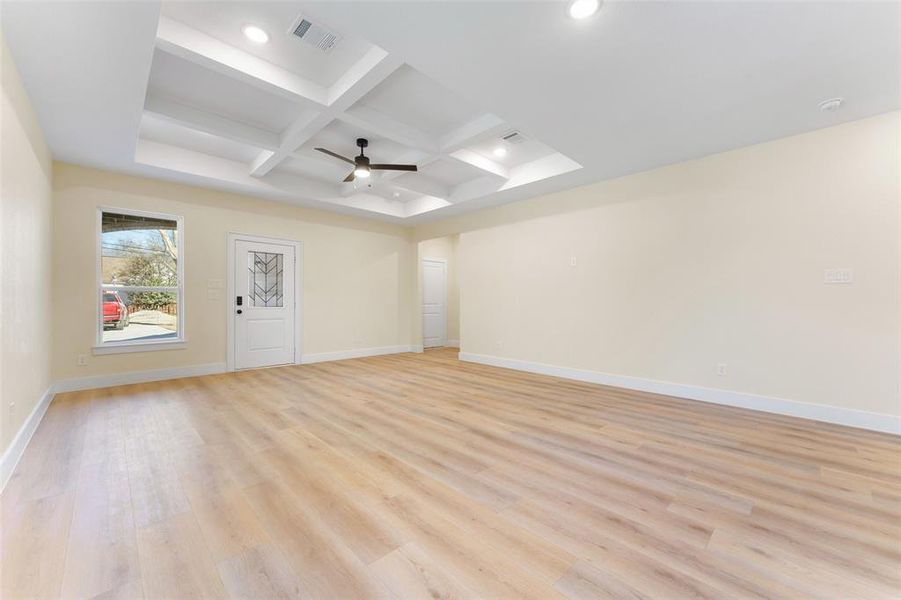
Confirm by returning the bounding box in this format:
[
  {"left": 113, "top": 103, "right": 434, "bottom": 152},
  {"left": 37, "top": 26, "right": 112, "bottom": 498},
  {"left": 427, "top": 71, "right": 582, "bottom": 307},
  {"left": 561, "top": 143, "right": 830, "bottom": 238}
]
[{"left": 234, "top": 239, "right": 295, "bottom": 369}]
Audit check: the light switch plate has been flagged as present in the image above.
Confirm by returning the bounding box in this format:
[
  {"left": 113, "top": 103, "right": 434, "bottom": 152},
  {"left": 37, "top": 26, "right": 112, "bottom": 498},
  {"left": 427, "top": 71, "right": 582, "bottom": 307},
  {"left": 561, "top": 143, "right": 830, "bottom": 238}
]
[
  {"left": 207, "top": 279, "right": 224, "bottom": 289},
  {"left": 824, "top": 268, "right": 853, "bottom": 284}
]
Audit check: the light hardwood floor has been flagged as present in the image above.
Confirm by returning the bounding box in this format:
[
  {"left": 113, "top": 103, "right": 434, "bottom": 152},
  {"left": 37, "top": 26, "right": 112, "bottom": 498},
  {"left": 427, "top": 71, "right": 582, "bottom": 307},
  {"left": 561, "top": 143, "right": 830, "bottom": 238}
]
[{"left": 2, "top": 348, "right": 900, "bottom": 599}]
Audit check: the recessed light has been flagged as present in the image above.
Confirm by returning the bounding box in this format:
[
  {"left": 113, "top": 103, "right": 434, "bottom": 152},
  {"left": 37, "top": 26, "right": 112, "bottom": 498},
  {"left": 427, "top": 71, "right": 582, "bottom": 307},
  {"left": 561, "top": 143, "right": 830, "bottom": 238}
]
[
  {"left": 393, "top": 191, "right": 401, "bottom": 198},
  {"left": 569, "top": 0, "right": 600, "bottom": 19},
  {"left": 493, "top": 147, "right": 508, "bottom": 158},
  {"left": 818, "top": 97, "right": 844, "bottom": 112},
  {"left": 242, "top": 25, "right": 269, "bottom": 44}
]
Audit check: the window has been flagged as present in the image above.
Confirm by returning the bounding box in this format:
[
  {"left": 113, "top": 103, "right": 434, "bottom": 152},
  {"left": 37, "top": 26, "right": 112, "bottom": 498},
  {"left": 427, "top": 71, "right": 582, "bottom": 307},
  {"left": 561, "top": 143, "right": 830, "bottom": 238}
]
[{"left": 97, "top": 208, "right": 184, "bottom": 351}]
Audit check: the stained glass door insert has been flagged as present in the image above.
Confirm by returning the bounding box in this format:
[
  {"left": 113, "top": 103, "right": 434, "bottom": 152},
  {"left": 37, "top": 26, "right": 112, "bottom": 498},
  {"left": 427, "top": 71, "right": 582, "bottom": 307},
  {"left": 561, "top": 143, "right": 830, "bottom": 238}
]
[{"left": 248, "top": 251, "right": 284, "bottom": 307}]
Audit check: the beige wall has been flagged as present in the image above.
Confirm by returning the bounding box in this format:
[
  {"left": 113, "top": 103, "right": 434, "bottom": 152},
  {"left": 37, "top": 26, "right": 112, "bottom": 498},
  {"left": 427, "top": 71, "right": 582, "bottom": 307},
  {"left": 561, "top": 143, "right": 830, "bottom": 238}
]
[
  {"left": 4, "top": 27, "right": 898, "bottom": 452},
  {"left": 418, "top": 235, "right": 460, "bottom": 343},
  {"left": 52, "top": 164, "right": 417, "bottom": 381},
  {"left": 1, "top": 34, "right": 53, "bottom": 456},
  {"left": 421, "top": 112, "right": 900, "bottom": 418}
]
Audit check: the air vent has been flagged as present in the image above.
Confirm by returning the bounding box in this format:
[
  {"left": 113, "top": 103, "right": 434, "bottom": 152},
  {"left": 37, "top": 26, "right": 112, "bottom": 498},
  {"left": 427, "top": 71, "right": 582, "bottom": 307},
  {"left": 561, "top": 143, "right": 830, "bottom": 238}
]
[
  {"left": 501, "top": 130, "right": 528, "bottom": 145},
  {"left": 290, "top": 16, "right": 341, "bottom": 53}
]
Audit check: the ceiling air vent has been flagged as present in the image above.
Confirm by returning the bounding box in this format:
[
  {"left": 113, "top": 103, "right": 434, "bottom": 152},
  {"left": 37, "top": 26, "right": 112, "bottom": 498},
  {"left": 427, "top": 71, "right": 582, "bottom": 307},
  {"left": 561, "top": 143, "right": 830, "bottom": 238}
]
[
  {"left": 501, "top": 130, "right": 528, "bottom": 145},
  {"left": 290, "top": 16, "right": 341, "bottom": 53}
]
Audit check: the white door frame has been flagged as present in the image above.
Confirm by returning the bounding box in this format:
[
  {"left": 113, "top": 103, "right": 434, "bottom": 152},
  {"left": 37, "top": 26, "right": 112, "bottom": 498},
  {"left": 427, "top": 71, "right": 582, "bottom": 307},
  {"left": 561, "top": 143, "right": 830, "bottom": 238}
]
[
  {"left": 420, "top": 256, "right": 447, "bottom": 348},
  {"left": 226, "top": 232, "right": 303, "bottom": 372}
]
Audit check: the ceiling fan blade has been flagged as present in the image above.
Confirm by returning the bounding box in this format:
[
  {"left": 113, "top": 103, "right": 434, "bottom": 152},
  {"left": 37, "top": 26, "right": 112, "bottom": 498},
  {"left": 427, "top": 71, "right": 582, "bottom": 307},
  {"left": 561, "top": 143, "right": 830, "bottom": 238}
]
[
  {"left": 342, "top": 170, "right": 355, "bottom": 183},
  {"left": 370, "top": 164, "right": 417, "bottom": 172},
  {"left": 315, "top": 147, "right": 355, "bottom": 165}
]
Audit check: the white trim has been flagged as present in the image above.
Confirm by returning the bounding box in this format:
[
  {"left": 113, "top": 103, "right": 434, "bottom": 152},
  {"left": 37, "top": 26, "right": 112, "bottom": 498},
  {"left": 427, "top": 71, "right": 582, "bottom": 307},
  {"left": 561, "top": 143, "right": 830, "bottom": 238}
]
[
  {"left": 420, "top": 256, "right": 448, "bottom": 348},
  {"left": 302, "top": 345, "right": 420, "bottom": 364},
  {"left": 53, "top": 362, "right": 226, "bottom": 393},
  {"left": 92, "top": 340, "right": 187, "bottom": 355},
  {"left": 0, "top": 386, "right": 54, "bottom": 493},
  {"left": 445, "top": 339, "right": 460, "bottom": 348},
  {"left": 226, "top": 232, "right": 303, "bottom": 372},
  {"left": 459, "top": 352, "right": 901, "bottom": 435},
  {"left": 97, "top": 206, "right": 185, "bottom": 348}
]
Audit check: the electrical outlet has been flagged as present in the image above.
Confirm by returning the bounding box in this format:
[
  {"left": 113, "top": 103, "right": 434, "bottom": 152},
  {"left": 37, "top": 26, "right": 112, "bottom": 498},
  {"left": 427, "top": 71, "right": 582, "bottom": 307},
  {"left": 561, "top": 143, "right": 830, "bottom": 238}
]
[
  {"left": 717, "top": 363, "right": 727, "bottom": 376},
  {"left": 77, "top": 354, "right": 88, "bottom": 366},
  {"left": 495, "top": 340, "right": 504, "bottom": 350}
]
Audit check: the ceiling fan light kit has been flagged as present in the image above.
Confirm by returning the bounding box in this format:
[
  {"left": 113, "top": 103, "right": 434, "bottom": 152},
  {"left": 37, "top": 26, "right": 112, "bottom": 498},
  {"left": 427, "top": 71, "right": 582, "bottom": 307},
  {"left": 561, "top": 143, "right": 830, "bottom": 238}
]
[{"left": 315, "top": 137, "right": 418, "bottom": 183}]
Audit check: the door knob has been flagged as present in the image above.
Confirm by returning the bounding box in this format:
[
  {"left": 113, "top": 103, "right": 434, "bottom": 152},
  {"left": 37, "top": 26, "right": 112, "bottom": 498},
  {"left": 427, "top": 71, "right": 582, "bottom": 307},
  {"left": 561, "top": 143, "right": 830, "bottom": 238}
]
[{"left": 236, "top": 309, "right": 243, "bottom": 315}]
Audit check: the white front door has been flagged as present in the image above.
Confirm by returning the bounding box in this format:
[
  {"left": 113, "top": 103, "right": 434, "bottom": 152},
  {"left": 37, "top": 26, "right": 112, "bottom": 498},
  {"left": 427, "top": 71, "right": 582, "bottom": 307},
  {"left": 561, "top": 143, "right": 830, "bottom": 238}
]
[
  {"left": 234, "top": 239, "right": 295, "bottom": 369},
  {"left": 421, "top": 258, "right": 447, "bottom": 348}
]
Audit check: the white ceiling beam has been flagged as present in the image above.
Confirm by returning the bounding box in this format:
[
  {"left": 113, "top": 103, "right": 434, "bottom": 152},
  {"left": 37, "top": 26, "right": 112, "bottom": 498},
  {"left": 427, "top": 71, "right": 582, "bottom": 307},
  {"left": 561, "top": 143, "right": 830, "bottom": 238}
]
[
  {"left": 136, "top": 139, "right": 407, "bottom": 219},
  {"left": 135, "top": 139, "right": 341, "bottom": 198},
  {"left": 448, "top": 176, "right": 505, "bottom": 204},
  {"left": 499, "top": 152, "right": 582, "bottom": 191},
  {"left": 144, "top": 93, "right": 280, "bottom": 150},
  {"left": 404, "top": 196, "right": 452, "bottom": 218},
  {"left": 431, "top": 114, "right": 514, "bottom": 180},
  {"left": 391, "top": 175, "right": 451, "bottom": 200},
  {"left": 439, "top": 113, "right": 509, "bottom": 153},
  {"left": 249, "top": 49, "right": 404, "bottom": 178},
  {"left": 155, "top": 17, "right": 327, "bottom": 107},
  {"left": 447, "top": 148, "right": 509, "bottom": 179},
  {"left": 285, "top": 152, "right": 350, "bottom": 176},
  {"left": 326, "top": 46, "right": 392, "bottom": 106},
  {"left": 336, "top": 106, "right": 439, "bottom": 154},
  {"left": 248, "top": 111, "right": 338, "bottom": 177}
]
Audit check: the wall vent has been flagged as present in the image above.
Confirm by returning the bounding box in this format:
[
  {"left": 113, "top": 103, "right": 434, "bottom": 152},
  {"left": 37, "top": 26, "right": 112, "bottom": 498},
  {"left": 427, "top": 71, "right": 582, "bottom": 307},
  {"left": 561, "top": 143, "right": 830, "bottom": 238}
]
[
  {"left": 501, "top": 130, "right": 528, "bottom": 145},
  {"left": 290, "top": 16, "right": 341, "bottom": 53}
]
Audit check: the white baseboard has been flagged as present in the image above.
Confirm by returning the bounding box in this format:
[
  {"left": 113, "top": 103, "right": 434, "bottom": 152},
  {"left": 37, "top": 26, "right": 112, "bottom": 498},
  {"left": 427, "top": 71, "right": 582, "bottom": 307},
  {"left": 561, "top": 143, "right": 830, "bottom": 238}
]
[
  {"left": 53, "top": 362, "right": 227, "bottom": 393},
  {"left": 1, "top": 386, "right": 54, "bottom": 493},
  {"left": 302, "top": 345, "right": 421, "bottom": 364},
  {"left": 52, "top": 345, "right": 422, "bottom": 391},
  {"left": 460, "top": 352, "right": 900, "bottom": 435},
  {"left": 1, "top": 345, "right": 417, "bottom": 492},
  {"left": 445, "top": 339, "right": 460, "bottom": 348}
]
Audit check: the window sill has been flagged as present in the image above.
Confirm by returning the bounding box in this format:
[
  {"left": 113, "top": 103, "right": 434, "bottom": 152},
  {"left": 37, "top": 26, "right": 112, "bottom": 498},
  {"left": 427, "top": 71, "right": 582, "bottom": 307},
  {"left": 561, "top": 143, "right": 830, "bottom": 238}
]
[{"left": 93, "top": 340, "right": 187, "bottom": 355}]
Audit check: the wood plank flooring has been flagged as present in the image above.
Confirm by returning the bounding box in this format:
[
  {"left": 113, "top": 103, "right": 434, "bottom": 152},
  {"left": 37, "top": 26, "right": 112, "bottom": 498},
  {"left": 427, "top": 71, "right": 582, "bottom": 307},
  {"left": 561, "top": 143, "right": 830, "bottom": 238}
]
[{"left": 2, "top": 348, "right": 900, "bottom": 599}]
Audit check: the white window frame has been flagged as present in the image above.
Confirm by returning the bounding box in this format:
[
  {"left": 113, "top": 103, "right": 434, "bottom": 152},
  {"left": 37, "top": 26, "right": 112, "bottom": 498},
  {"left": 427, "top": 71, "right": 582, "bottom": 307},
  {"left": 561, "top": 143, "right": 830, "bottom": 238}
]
[{"left": 94, "top": 206, "right": 186, "bottom": 355}]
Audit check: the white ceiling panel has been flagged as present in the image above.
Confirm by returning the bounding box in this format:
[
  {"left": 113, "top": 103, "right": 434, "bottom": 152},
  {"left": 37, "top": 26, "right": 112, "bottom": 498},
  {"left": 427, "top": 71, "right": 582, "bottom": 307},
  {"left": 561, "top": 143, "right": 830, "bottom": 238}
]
[
  {"left": 417, "top": 157, "right": 487, "bottom": 187},
  {"left": 357, "top": 65, "right": 481, "bottom": 137},
  {"left": 272, "top": 155, "right": 348, "bottom": 183},
  {"left": 160, "top": 1, "right": 373, "bottom": 88},
  {"left": 469, "top": 135, "right": 556, "bottom": 169},
  {"left": 140, "top": 114, "right": 262, "bottom": 163},
  {"left": 301, "top": 118, "right": 410, "bottom": 164},
  {"left": 147, "top": 49, "right": 304, "bottom": 133},
  {"left": 5, "top": 1, "right": 897, "bottom": 223}
]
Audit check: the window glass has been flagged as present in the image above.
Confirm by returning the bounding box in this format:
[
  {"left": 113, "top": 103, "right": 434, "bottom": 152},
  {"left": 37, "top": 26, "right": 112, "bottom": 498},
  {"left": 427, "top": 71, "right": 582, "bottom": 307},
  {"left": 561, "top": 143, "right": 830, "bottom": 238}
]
[{"left": 99, "top": 211, "right": 181, "bottom": 345}]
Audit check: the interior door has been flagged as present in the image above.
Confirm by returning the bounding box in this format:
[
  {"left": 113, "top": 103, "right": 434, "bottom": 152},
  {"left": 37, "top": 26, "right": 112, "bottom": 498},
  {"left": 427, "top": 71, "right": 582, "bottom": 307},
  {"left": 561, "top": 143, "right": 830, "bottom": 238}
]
[
  {"left": 234, "top": 239, "right": 295, "bottom": 369},
  {"left": 421, "top": 258, "right": 447, "bottom": 348}
]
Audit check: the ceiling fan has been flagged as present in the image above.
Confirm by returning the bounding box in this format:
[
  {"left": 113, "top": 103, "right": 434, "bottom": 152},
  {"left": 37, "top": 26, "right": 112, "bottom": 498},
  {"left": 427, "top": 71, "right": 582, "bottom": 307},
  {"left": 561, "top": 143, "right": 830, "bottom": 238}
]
[{"left": 315, "top": 138, "right": 417, "bottom": 182}]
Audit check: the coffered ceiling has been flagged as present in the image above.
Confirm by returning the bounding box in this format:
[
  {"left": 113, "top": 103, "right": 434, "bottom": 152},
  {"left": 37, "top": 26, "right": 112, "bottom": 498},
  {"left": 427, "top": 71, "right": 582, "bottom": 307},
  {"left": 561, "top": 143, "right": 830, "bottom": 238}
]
[{"left": 3, "top": 1, "right": 898, "bottom": 223}]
